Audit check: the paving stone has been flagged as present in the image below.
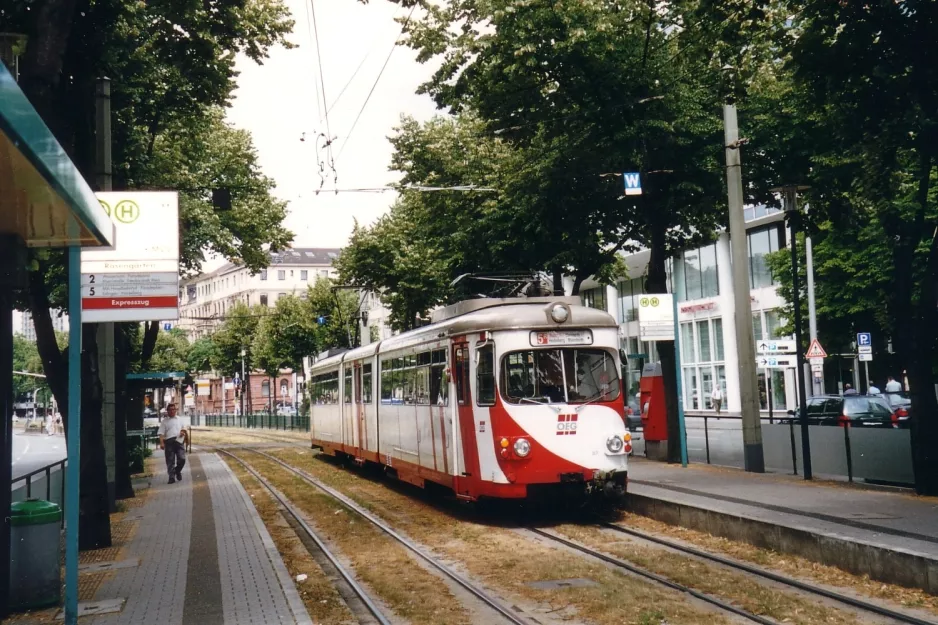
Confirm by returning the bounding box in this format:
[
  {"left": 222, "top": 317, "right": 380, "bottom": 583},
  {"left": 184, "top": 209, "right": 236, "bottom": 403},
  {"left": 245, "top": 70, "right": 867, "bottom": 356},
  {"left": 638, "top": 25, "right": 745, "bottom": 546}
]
[{"left": 78, "top": 559, "right": 140, "bottom": 573}]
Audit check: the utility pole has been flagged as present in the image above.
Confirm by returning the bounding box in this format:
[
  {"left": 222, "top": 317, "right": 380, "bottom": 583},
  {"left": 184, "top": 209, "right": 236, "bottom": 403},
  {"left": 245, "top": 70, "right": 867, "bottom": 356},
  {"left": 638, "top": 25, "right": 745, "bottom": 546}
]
[
  {"left": 775, "top": 185, "right": 813, "bottom": 480},
  {"left": 724, "top": 101, "right": 765, "bottom": 473},
  {"left": 96, "top": 77, "right": 117, "bottom": 512},
  {"left": 241, "top": 349, "right": 246, "bottom": 416}
]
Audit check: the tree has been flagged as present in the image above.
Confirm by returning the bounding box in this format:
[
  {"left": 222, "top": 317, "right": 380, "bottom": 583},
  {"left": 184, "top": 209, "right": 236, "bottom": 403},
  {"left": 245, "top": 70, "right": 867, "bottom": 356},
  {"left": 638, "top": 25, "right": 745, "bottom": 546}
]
[
  {"left": 212, "top": 302, "right": 265, "bottom": 412},
  {"left": 367, "top": 0, "right": 730, "bottom": 460},
  {"left": 12, "top": 0, "right": 296, "bottom": 546},
  {"left": 187, "top": 336, "right": 220, "bottom": 375},
  {"left": 148, "top": 329, "right": 191, "bottom": 374},
  {"left": 306, "top": 278, "right": 361, "bottom": 349}
]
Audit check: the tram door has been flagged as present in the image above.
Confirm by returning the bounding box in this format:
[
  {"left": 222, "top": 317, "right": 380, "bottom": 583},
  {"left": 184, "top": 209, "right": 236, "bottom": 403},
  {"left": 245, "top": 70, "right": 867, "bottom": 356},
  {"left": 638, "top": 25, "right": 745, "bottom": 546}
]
[
  {"left": 354, "top": 364, "right": 365, "bottom": 460},
  {"left": 452, "top": 340, "right": 480, "bottom": 498}
]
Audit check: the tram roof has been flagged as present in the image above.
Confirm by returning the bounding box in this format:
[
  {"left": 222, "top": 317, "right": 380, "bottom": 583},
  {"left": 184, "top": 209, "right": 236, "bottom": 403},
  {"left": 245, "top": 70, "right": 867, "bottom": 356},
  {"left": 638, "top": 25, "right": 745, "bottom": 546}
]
[{"left": 310, "top": 298, "right": 617, "bottom": 371}]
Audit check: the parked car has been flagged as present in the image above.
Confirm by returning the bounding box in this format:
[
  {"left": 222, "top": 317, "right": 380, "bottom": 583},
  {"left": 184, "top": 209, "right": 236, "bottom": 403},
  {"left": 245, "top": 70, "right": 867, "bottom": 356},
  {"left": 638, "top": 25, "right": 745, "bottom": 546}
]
[
  {"left": 786, "top": 394, "right": 903, "bottom": 428},
  {"left": 882, "top": 391, "right": 912, "bottom": 428}
]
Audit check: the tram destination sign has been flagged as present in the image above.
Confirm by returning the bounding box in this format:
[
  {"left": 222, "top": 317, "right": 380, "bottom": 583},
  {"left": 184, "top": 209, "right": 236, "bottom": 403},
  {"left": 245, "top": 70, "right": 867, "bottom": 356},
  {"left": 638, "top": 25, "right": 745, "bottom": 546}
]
[
  {"left": 530, "top": 330, "right": 594, "bottom": 346},
  {"left": 638, "top": 294, "right": 674, "bottom": 342},
  {"left": 80, "top": 192, "right": 179, "bottom": 323}
]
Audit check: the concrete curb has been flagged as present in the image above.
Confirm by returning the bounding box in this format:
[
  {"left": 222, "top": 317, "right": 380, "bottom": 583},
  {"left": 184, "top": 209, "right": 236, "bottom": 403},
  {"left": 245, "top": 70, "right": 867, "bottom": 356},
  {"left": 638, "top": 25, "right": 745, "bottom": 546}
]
[{"left": 626, "top": 492, "right": 938, "bottom": 594}]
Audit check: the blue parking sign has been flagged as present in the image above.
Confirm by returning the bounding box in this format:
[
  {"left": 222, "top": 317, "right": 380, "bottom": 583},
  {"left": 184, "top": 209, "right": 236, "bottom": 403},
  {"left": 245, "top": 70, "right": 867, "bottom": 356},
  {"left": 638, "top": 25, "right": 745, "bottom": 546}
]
[
  {"left": 857, "top": 332, "right": 871, "bottom": 347},
  {"left": 163, "top": 323, "right": 172, "bottom": 331}
]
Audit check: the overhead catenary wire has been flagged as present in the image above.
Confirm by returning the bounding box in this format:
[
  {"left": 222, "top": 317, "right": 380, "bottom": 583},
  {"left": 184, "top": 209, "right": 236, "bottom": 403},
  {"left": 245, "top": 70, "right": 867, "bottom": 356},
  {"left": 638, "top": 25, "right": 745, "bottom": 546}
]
[
  {"left": 335, "top": 4, "right": 418, "bottom": 164},
  {"left": 308, "top": 0, "right": 337, "bottom": 178}
]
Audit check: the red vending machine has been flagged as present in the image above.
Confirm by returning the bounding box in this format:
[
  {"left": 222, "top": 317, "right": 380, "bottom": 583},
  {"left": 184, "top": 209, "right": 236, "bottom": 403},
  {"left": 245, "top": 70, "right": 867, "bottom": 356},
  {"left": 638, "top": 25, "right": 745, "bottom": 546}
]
[{"left": 639, "top": 362, "right": 669, "bottom": 460}]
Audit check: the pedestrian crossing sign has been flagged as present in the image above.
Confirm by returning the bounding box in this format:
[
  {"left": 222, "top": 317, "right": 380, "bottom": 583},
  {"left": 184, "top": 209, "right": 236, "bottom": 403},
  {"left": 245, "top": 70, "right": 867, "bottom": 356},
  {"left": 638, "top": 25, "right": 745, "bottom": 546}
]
[{"left": 805, "top": 338, "right": 827, "bottom": 359}]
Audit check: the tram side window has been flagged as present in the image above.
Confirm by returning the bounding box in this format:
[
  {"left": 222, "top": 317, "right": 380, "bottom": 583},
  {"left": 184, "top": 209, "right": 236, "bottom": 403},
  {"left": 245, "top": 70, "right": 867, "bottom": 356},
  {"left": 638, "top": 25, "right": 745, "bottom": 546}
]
[
  {"left": 455, "top": 348, "right": 468, "bottom": 404},
  {"left": 415, "top": 364, "right": 430, "bottom": 404},
  {"left": 403, "top": 362, "right": 417, "bottom": 405},
  {"left": 429, "top": 349, "right": 448, "bottom": 406},
  {"left": 362, "top": 364, "right": 373, "bottom": 403},
  {"left": 476, "top": 343, "right": 496, "bottom": 406},
  {"left": 344, "top": 369, "right": 353, "bottom": 404},
  {"left": 381, "top": 359, "right": 392, "bottom": 403}
]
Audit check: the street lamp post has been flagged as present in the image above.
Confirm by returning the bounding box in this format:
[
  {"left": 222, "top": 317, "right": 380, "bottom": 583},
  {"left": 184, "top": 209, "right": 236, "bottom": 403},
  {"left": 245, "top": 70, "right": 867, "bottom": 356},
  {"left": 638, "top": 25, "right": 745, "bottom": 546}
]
[{"left": 240, "top": 349, "right": 246, "bottom": 417}]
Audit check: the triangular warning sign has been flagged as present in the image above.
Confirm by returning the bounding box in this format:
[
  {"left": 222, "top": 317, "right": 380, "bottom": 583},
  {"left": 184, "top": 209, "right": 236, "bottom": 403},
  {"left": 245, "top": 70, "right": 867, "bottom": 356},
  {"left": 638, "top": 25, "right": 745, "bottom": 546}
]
[{"left": 805, "top": 339, "right": 827, "bottom": 359}]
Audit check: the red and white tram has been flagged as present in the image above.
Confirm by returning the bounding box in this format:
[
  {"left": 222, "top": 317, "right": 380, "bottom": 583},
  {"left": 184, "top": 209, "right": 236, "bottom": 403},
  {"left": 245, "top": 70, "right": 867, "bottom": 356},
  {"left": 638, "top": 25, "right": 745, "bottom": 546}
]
[{"left": 307, "top": 297, "right": 631, "bottom": 501}]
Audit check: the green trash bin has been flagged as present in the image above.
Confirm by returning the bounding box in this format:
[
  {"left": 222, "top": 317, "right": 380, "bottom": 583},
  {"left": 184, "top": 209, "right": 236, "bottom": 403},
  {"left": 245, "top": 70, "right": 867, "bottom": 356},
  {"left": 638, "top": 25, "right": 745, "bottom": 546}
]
[{"left": 10, "top": 499, "right": 62, "bottom": 610}]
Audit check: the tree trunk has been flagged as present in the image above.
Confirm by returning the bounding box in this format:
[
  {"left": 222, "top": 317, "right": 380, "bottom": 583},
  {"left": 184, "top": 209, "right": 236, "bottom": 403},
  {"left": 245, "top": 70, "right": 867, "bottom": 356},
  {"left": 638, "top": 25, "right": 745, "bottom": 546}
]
[
  {"left": 79, "top": 324, "right": 112, "bottom": 550},
  {"left": 646, "top": 219, "right": 681, "bottom": 463},
  {"left": 908, "top": 152, "right": 938, "bottom": 495},
  {"left": 114, "top": 326, "right": 134, "bottom": 500},
  {"left": 552, "top": 267, "right": 564, "bottom": 296},
  {"left": 27, "top": 258, "right": 68, "bottom": 430},
  {"left": 570, "top": 273, "right": 586, "bottom": 297}
]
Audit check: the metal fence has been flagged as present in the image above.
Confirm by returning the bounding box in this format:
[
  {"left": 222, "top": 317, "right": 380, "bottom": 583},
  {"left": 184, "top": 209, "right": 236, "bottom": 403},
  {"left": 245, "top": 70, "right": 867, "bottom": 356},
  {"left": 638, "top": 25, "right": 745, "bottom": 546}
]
[
  {"left": 192, "top": 413, "right": 310, "bottom": 432},
  {"left": 12, "top": 459, "right": 67, "bottom": 525},
  {"left": 632, "top": 415, "right": 914, "bottom": 486}
]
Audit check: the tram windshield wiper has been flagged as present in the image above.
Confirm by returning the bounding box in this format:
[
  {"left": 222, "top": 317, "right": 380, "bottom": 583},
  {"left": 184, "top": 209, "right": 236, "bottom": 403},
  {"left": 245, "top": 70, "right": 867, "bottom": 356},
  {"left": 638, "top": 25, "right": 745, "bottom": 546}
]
[
  {"left": 518, "top": 397, "right": 561, "bottom": 412},
  {"left": 574, "top": 393, "right": 608, "bottom": 412}
]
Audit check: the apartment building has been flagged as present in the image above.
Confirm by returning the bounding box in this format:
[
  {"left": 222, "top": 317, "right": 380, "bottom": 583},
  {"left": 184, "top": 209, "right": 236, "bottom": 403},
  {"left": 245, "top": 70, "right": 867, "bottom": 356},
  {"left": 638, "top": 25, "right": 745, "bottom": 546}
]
[
  {"left": 177, "top": 248, "right": 341, "bottom": 338},
  {"left": 15, "top": 309, "right": 69, "bottom": 342}
]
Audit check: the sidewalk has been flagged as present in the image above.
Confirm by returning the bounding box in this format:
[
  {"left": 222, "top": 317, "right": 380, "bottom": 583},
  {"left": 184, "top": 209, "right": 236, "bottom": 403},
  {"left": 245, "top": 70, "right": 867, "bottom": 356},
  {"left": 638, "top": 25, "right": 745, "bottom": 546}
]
[
  {"left": 627, "top": 458, "right": 938, "bottom": 591},
  {"left": 77, "top": 451, "right": 311, "bottom": 624}
]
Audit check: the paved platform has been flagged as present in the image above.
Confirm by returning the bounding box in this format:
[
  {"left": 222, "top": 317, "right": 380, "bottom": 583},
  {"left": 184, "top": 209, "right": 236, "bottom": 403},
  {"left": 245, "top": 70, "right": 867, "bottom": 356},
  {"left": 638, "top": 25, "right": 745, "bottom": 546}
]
[
  {"left": 627, "top": 458, "right": 938, "bottom": 592},
  {"left": 85, "top": 452, "right": 311, "bottom": 625}
]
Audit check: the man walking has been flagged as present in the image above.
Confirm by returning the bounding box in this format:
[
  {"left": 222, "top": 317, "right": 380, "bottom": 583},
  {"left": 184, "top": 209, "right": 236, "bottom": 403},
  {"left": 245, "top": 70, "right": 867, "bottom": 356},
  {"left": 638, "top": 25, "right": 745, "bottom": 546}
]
[
  {"left": 885, "top": 375, "right": 902, "bottom": 393},
  {"left": 158, "top": 403, "right": 187, "bottom": 484},
  {"left": 710, "top": 385, "right": 723, "bottom": 415}
]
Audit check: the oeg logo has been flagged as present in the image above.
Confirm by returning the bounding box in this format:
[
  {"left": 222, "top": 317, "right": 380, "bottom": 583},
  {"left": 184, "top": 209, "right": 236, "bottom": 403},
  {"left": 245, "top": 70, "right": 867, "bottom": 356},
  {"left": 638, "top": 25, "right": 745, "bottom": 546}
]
[
  {"left": 556, "top": 413, "right": 578, "bottom": 435},
  {"left": 113, "top": 200, "right": 140, "bottom": 224}
]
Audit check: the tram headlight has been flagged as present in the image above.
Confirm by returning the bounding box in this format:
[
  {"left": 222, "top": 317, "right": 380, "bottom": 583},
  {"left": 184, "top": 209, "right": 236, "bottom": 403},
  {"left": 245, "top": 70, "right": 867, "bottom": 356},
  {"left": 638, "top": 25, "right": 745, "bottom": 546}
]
[
  {"left": 513, "top": 438, "right": 532, "bottom": 457},
  {"left": 549, "top": 304, "right": 569, "bottom": 324},
  {"left": 606, "top": 435, "right": 625, "bottom": 454}
]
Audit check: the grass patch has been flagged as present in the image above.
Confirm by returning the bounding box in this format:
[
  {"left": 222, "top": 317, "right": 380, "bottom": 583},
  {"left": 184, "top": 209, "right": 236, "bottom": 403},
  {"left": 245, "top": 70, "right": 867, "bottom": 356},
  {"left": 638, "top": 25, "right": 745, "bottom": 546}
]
[{"left": 232, "top": 451, "right": 471, "bottom": 625}]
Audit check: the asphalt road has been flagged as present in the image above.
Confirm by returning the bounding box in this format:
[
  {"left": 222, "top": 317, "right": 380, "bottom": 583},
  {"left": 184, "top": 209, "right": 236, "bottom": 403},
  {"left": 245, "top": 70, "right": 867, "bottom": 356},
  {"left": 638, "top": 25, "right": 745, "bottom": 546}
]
[{"left": 12, "top": 430, "right": 67, "bottom": 481}]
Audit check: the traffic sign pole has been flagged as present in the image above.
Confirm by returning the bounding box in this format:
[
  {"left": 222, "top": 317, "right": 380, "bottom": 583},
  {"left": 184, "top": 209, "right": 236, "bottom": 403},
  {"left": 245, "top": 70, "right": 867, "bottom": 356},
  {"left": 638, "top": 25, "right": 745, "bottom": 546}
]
[
  {"left": 672, "top": 290, "right": 687, "bottom": 468},
  {"left": 783, "top": 186, "right": 812, "bottom": 481}
]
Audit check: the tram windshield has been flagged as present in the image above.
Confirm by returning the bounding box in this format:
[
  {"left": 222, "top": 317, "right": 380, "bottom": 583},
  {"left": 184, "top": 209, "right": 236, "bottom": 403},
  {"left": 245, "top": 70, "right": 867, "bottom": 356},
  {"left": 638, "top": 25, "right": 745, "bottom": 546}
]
[{"left": 501, "top": 349, "right": 620, "bottom": 404}]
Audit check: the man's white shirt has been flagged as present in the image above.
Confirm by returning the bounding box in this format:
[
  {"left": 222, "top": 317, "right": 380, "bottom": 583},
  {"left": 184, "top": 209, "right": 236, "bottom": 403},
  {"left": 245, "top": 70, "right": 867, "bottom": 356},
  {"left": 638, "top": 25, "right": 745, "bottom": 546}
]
[
  {"left": 158, "top": 417, "right": 183, "bottom": 440},
  {"left": 885, "top": 380, "right": 902, "bottom": 392}
]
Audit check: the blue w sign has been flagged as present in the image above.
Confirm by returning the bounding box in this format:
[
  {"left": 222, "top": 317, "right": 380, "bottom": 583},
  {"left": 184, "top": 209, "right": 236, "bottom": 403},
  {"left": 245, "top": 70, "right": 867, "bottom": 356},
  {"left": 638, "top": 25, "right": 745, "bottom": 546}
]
[{"left": 623, "top": 172, "right": 642, "bottom": 196}]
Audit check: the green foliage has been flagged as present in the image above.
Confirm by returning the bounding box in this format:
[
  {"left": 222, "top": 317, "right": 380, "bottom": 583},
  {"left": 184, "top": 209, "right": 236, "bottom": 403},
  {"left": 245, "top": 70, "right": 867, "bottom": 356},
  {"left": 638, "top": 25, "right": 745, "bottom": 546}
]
[
  {"left": 12, "top": 332, "right": 67, "bottom": 402},
  {"left": 306, "top": 278, "right": 361, "bottom": 350},
  {"left": 148, "top": 328, "right": 191, "bottom": 374},
  {"left": 211, "top": 302, "right": 264, "bottom": 377},
  {"left": 252, "top": 295, "right": 320, "bottom": 377},
  {"left": 187, "top": 336, "right": 220, "bottom": 375}
]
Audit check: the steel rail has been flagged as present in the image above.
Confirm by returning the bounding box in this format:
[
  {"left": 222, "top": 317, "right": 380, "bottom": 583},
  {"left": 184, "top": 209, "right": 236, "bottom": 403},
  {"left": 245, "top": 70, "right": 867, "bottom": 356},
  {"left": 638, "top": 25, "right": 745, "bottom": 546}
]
[
  {"left": 601, "top": 522, "right": 934, "bottom": 625},
  {"left": 215, "top": 448, "right": 392, "bottom": 625},
  {"left": 247, "top": 448, "right": 529, "bottom": 625},
  {"left": 528, "top": 528, "right": 778, "bottom": 625}
]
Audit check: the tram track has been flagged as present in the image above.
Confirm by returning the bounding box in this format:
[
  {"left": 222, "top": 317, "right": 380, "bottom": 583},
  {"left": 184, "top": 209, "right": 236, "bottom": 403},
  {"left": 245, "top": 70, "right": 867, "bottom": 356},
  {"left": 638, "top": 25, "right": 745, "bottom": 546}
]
[
  {"left": 598, "top": 522, "right": 935, "bottom": 625},
  {"left": 215, "top": 447, "right": 392, "bottom": 625},
  {"left": 226, "top": 447, "right": 531, "bottom": 625},
  {"left": 527, "top": 527, "right": 782, "bottom": 625}
]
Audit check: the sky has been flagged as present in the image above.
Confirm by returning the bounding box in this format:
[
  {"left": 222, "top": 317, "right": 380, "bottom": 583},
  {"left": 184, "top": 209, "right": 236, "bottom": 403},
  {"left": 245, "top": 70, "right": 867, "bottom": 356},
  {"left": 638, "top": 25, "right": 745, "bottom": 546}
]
[{"left": 225, "top": 0, "right": 440, "bottom": 252}]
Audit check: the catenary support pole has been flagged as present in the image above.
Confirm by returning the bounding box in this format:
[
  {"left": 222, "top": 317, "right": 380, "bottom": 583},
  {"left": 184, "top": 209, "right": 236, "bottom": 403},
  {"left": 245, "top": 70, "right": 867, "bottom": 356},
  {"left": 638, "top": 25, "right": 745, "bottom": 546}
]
[
  {"left": 782, "top": 186, "right": 813, "bottom": 480},
  {"left": 65, "top": 245, "right": 83, "bottom": 624},
  {"left": 724, "top": 102, "right": 764, "bottom": 473}
]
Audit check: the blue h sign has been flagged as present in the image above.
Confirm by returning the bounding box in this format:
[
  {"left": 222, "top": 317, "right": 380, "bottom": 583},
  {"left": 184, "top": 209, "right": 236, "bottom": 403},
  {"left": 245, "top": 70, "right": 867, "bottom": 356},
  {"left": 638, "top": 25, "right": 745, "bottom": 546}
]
[
  {"left": 857, "top": 332, "right": 871, "bottom": 347},
  {"left": 623, "top": 172, "right": 642, "bottom": 196}
]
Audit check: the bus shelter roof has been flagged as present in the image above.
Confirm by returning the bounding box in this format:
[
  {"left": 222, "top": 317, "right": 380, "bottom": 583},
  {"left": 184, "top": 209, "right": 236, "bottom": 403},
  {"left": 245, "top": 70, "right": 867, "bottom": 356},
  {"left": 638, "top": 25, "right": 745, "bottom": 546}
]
[{"left": 0, "top": 63, "right": 114, "bottom": 248}]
